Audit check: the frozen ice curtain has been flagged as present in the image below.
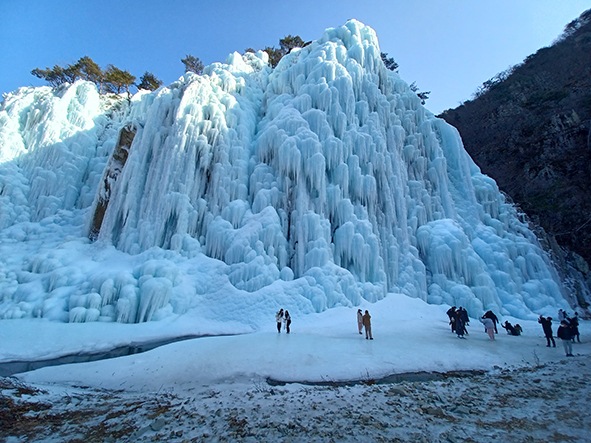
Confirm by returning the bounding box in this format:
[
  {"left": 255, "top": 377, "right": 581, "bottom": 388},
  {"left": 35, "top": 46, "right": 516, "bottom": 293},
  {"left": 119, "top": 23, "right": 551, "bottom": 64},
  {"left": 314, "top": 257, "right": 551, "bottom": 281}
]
[{"left": 0, "top": 20, "right": 568, "bottom": 324}]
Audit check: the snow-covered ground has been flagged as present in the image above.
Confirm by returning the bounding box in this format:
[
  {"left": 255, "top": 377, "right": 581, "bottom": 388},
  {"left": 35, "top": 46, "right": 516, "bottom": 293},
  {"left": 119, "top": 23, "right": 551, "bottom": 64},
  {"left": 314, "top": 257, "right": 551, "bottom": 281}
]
[
  {"left": 4, "top": 357, "right": 591, "bottom": 442},
  {"left": 3, "top": 294, "right": 587, "bottom": 388},
  {"left": 1, "top": 294, "right": 589, "bottom": 442}
]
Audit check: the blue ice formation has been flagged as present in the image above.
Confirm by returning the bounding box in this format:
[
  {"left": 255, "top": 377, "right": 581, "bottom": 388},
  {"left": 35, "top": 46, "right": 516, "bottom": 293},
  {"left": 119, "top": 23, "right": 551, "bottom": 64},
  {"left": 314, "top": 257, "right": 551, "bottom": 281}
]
[{"left": 0, "top": 20, "right": 568, "bottom": 324}]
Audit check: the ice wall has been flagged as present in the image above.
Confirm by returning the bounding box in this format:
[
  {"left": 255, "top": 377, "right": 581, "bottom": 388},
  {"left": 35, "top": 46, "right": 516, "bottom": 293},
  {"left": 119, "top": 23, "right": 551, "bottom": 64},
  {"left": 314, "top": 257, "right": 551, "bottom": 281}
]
[{"left": 0, "top": 20, "right": 569, "bottom": 325}]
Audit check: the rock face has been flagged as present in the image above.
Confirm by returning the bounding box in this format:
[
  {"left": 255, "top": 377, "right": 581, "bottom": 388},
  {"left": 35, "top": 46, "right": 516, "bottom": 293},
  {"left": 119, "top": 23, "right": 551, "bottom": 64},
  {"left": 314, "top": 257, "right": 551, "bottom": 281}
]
[
  {"left": 89, "top": 123, "right": 136, "bottom": 240},
  {"left": 440, "top": 9, "right": 591, "bottom": 310}
]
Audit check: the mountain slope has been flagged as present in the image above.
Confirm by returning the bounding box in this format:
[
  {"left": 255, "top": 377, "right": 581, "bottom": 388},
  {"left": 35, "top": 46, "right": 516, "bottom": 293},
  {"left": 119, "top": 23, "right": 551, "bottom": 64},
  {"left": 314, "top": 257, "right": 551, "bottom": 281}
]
[{"left": 440, "top": 10, "right": 591, "bottom": 309}]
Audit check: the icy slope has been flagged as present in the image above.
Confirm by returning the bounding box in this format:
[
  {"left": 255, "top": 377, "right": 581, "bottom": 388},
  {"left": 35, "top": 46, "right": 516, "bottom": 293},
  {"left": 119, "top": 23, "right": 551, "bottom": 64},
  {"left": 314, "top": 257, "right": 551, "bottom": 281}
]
[{"left": 0, "top": 20, "right": 569, "bottom": 327}]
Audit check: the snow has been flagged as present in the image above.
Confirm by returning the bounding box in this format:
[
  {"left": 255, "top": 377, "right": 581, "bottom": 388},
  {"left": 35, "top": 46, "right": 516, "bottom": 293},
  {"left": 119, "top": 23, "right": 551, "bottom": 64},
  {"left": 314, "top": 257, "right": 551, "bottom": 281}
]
[
  {"left": 2, "top": 295, "right": 590, "bottom": 441},
  {"left": 1, "top": 294, "right": 586, "bottom": 387}
]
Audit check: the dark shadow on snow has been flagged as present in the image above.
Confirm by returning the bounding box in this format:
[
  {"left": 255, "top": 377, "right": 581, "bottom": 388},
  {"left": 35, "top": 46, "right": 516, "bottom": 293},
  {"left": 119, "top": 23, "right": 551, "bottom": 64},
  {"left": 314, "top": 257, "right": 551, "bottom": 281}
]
[
  {"left": 0, "top": 333, "right": 239, "bottom": 377},
  {"left": 267, "top": 369, "right": 487, "bottom": 387}
]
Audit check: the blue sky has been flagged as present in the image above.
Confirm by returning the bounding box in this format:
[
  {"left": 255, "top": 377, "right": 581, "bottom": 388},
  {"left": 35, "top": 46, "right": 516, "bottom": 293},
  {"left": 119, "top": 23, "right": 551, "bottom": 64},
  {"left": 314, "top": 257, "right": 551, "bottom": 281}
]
[{"left": 1, "top": 0, "right": 588, "bottom": 114}]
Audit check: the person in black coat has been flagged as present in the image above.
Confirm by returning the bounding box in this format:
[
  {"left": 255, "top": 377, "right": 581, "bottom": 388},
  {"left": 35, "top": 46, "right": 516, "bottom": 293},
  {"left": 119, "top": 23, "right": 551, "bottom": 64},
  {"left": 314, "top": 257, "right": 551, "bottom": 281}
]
[
  {"left": 454, "top": 309, "right": 467, "bottom": 338},
  {"left": 284, "top": 311, "right": 292, "bottom": 334},
  {"left": 459, "top": 307, "right": 469, "bottom": 327},
  {"left": 446, "top": 306, "right": 457, "bottom": 332},
  {"left": 483, "top": 310, "right": 499, "bottom": 334},
  {"left": 569, "top": 312, "right": 580, "bottom": 343},
  {"left": 538, "top": 315, "right": 556, "bottom": 347},
  {"left": 502, "top": 321, "right": 522, "bottom": 336},
  {"left": 557, "top": 320, "right": 574, "bottom": 356}
]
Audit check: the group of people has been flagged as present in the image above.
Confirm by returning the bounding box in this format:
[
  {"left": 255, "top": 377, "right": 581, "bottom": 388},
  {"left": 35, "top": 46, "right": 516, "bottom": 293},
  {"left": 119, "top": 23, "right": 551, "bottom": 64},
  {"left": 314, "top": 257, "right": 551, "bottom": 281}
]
[
  {"left": 540, "top": 310, "right": 581, "bottom": 356},
  {"left": 274, "top": 308, "right": 374, "bottom": 339},
  {"left": 446, "top": 306, "right": 470, "bottom": 338},
  {"left": 446, "top": 305, "right": 583, "bottom": 359},
  {"left": 275, "top": 309, "right": 292, "bottom": 333},
  {"left": 448, "top": 307, "right": 528, "bottom": 341},
  {"left": 275, "top": 304, "right": 581, "bottom": 354},
  {"left": 357, "top": 309, "right": 373, "bottom": 339},
  {"left": 558, "top": 309, "right": 581, "bottom": 343}
]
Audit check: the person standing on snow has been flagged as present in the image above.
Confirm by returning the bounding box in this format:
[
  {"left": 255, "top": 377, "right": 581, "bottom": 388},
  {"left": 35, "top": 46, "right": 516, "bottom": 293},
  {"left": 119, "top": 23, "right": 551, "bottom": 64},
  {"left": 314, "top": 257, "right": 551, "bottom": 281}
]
[
  {"left": 362, "top": 310, "right": 373, "bottom": 340},
  {"left": 446, "top": 306, "right": 457, "bottom": 333},
  {"left": 276, "top": 309, "right": 284, "bottom": 333},
  {"left": 570, "top": 312, "right": 580, "bottom": 343},
  {"left": 538, "top": 316, "right": 556, "bottom": 347},
  {"left": 557, "top": 320, "right": 574, "bottom": 356},
  {"left": 357, "top": 309, "right": 363, "bottom": 334},
  {"left": 284, "top": 310, "right": 292, "bottom": 334},
  {"left": 480, "top": 316, "right": 495, "bottom": 340},
  {"left": 483, "top": 310, "right": 499, "bottom": 334},
  {"left": 455, "top": 309, "right": 467, "bottom": 338},
  {"left": 459, "top": 307, "right": 470, "bottom": 329}
]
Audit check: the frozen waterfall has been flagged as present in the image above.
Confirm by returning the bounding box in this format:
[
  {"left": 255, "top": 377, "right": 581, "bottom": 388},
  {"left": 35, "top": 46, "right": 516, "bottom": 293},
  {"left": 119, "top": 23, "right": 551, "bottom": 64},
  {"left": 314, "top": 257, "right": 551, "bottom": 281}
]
[{"left": 0, "top": 20, "right": 569, "bottom": 325}]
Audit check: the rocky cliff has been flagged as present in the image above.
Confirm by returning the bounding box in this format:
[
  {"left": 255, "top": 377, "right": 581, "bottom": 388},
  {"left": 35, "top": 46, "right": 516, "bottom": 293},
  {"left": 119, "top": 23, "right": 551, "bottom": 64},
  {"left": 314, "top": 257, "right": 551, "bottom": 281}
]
[{"left": 440, "top": 9, "right": 591, "bottom": 310}]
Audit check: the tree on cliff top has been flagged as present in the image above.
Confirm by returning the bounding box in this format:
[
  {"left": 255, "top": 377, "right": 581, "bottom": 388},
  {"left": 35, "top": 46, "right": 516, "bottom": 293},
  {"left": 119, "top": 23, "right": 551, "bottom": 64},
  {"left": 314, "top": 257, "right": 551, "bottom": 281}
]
[
  {"left": 31, "top": 65, "right": 71, "bottom": 87},
  {"left": 138, "top": 72, "right": 163, "bottom": 91},
  {"left": 380, "top": 52, "right": 398, "bottom": 71},
  {"left": 181, "top": 55, "right": 204, "bottom": 74},
  {"left": 104, "top": 65, "right": 136, "bottom": 96},
  {"left": 409, "top": 81, "right": 430, "bottom": 105},
  {"left": 32, "top": 56, "right": 107, "bottom": 92},
  {"left": 76, "top": 56, "right": 105, "bottom": 92},
  {"left": 279, "top": 35, "right": 306, "bottom": 53},
  {"left": 31, "top": 56, "right": 97, "bottom": 88},
  {"left": 263, "top": 34, "right": 308, "bottom": 68}
]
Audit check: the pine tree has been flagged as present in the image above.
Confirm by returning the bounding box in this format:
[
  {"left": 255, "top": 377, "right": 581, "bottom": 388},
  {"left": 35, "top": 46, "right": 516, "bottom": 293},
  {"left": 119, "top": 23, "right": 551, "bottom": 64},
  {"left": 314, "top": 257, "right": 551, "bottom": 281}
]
[
  {"left": 138, "top": 72, "right": 163, "bottom": 91},
  {"left": 409, "top": 82, "right": 430, "bottom": 105},
  {"left": 263, "top": 46, "right": 284, "bottom": 68},
  {"left": 181, "top": 55, "right": 204, "bottom": 74},
  {"left": 31, "top": 63, "right": 82, "bottom": 87},
  {"left": 32, "top": 57, "right": 139, "bottom": 96},
  {"left": 380, "top": 52, "right": 398, "bottom": 71},
  {"left": 264, "top": 35, "right": 306, "bottom": 68},
  {"left": 279, "top": 35, "right": 305, "bottom": 53},
  {"left": 31, "top": 65, "right": 67, "bottom": 87},
  {"left": 105, "top": 65, "right": 136, "bottom": 96},
  {"left": 76, "top": 56, "right": 104, "bottom": 92},
  {"left": 32, "top": 58, "right": 101, "bottom": 89}
]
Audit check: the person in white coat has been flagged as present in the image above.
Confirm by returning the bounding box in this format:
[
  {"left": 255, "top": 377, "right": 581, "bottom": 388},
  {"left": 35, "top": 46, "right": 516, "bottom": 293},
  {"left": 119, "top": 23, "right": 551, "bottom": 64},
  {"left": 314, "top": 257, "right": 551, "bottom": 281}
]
[
  {"left": 357, "top": 309, "right": 363, "bottom": 334},
  {"left": 275, "top": 309, "right": 284, "bottom": 333},
  {"left": 480, "top": 316, "right": 495, "bottom": 340}
]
